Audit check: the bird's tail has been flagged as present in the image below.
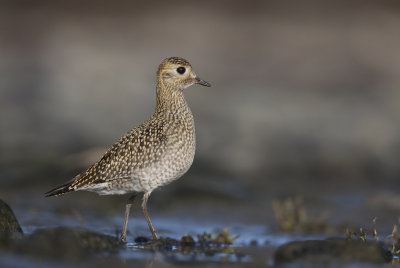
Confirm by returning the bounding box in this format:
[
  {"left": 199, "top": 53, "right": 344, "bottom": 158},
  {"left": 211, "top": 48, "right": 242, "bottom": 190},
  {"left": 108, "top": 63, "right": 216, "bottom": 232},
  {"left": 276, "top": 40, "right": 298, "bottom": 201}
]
[{"left": 45, "top": 181, "right": 74, "bottom": 197}]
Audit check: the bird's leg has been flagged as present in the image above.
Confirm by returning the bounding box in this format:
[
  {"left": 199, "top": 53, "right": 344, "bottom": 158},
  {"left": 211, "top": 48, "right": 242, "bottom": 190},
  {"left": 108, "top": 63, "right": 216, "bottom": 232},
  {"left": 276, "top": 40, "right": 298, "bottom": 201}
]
[
  {"left": 120, "top": 194, "right": 137, "bottom": 243},
  {"left": 142, "top": 191, "right": 158, "bottom": 240}
]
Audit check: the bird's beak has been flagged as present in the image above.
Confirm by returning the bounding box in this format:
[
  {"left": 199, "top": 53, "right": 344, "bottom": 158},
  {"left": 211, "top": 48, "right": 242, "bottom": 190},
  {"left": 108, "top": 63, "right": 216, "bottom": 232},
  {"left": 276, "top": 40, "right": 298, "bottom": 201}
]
[{"left": 195, "top": 77, "right": 211, "bottom": 87}]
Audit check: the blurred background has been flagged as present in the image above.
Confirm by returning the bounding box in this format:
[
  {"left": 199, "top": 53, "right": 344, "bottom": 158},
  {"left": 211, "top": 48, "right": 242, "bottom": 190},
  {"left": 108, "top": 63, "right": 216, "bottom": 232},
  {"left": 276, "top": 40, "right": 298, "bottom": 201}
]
[{"left": 1, "top": 0, "right": 400, "bottom": 232}]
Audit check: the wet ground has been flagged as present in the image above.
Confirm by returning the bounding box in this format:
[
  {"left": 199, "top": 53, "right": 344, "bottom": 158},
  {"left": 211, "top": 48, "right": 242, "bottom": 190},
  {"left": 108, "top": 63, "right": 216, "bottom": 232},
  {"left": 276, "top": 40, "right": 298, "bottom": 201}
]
[
  {"left": 0, "top": 211, "right": 329, "bottom": 267},
  {"left": 1, "top": 181, "right": 400, "bottom": 267}
]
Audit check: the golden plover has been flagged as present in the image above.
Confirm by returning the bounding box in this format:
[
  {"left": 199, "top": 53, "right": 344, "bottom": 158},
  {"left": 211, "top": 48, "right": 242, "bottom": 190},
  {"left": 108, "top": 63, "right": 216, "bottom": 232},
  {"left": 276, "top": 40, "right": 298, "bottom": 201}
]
[{"left": 45, "top": 57, "right": 210, "bottom": 243}]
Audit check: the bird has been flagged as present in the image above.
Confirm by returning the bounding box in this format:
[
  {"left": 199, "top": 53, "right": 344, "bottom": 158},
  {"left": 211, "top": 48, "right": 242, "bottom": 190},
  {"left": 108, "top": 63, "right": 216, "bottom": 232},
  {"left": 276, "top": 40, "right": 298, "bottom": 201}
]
[{"left": 45, "top": 57, "right": 211, "bottom": 243}]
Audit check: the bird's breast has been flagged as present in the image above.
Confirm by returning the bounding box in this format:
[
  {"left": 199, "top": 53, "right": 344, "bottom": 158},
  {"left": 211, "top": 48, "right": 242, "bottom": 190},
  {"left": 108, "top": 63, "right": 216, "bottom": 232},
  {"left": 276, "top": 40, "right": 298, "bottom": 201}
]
[{"left": 133, "top": 110, "right": 196, "bottom": 191}]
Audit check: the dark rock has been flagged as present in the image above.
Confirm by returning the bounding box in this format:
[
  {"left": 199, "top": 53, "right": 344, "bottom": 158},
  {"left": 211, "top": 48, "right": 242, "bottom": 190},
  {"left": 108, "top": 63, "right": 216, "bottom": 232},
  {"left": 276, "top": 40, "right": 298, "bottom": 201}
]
[
  {"left": 134, "top": 236, "right": 149, "bottom": 243},
  {"left": 179, "top": 235, "right": 195, "bottom": 253},
  {"left": 0, "top": 232, "right": 17, "bottom": 250},
  {"left": 180, "top": 235, "right": 195, "bottom": 246},
  {"left": 14, "top": 227, "right": 120, "bottom": 260},
  {"left": 274, "top": 239, "right": 392, "bottom": 265},
  {"left": 0, "top": 199, "right": 23, "bottom": 234}
]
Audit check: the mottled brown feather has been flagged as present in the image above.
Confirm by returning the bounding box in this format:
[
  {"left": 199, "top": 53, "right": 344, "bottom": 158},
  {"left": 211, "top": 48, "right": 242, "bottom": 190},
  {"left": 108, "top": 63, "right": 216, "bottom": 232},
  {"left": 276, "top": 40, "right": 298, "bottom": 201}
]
[{"left": 70, "top": 120, "right": 168, "bottom": 189}]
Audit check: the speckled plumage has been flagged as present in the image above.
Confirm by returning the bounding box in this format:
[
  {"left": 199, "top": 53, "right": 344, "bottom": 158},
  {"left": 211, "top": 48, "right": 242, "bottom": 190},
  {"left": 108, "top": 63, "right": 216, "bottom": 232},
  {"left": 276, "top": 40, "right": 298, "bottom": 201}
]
[{"left": 45, "top": 57, "right": 210, "bottom": 242}]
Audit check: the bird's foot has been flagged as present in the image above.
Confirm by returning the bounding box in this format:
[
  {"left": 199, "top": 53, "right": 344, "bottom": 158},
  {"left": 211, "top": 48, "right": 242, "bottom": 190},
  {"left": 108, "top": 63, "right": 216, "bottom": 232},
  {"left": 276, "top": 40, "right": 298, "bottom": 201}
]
[{"left": 119, "top": 235, "right": 127, "bottom": 244}]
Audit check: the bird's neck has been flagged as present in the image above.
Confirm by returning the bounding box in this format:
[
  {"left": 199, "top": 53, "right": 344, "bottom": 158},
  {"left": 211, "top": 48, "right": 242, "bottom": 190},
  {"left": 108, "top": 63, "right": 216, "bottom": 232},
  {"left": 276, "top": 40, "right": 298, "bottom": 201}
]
[{"left": 155, "top": 82, "right": 189, "bottom": 115}]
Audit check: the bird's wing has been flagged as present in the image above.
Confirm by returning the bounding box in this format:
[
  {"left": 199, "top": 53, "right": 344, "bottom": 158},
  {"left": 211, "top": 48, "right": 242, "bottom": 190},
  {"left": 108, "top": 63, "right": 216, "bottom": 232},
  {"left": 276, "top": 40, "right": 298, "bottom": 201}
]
[{"left": 69, "top": 120, "right": 168, "bottom": 190}]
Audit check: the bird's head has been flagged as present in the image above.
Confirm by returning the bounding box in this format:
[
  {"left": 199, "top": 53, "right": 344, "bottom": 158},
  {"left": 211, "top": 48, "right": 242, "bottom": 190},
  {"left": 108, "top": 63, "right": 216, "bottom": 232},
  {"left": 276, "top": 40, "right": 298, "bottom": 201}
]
[{"left": 157, "top": 57, "right": 210, "bottom": 89}]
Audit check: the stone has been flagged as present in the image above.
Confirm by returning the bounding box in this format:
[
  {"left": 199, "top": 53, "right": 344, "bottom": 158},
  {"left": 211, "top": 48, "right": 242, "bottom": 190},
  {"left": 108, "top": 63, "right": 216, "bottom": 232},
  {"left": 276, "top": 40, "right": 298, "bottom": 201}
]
[
  {"left": 0, "top": 199, "right": 22, "bottom": 234},
  {"left": 274, "top": 239, "right": 392, "bottom": 265},
  {"left": 15, "top": 227, "right": 120, "bottom": 260}
]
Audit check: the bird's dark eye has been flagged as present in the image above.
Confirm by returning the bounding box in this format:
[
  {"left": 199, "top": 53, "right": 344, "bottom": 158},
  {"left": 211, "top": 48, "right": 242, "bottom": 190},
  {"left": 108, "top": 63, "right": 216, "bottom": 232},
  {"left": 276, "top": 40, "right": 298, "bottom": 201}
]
[{"left": 177, "top": 67, "right": 186, "bottom": 74}]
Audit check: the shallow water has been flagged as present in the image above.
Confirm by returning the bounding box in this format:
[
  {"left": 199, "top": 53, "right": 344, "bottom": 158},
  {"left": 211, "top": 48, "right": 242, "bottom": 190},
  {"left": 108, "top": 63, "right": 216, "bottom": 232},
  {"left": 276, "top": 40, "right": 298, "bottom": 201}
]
[
  {"left": 2, "top": 178, "right": 400, "bottom": 267},
  {"left": 1, "top": 207, "right": 390, "bottom": 267}
]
